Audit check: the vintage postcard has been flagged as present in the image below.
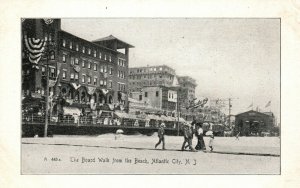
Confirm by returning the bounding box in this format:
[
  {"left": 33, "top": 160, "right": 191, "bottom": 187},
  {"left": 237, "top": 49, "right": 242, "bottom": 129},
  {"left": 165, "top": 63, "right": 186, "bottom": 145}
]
[{"left": 21, "top": 18, "right": 280, "bottom": 174}]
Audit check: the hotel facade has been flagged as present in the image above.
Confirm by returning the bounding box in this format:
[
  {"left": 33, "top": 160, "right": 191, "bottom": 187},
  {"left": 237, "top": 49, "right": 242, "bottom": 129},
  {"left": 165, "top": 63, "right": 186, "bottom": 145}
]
[{"left": 22, "top": 19, "right": 134, "bottom": 117}]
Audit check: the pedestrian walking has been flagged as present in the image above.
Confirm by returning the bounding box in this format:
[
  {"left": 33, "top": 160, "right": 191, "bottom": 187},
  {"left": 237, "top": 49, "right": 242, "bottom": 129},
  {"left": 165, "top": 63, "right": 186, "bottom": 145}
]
[
  {"left": 195, "top": 124, "right": 201, "bottom": 150},
  {"left": 195, "top": 123, "right": 206, "bottom": 151},
  {"left": 181, "top": 122, "right": 196, "bottom": 152},
  {"left": 206, "top": 130, "right": 214, "bottom": 151},
  {"left": 155, "top": 122, "right": 166, "bottom": 150}
]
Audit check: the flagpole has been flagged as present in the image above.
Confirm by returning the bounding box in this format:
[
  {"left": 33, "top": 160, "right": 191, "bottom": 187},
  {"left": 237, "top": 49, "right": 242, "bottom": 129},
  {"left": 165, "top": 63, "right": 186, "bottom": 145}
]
[
  {"left": 44, "top": 43, "right": 49, "bottom": 137},
  {"left": 43, "top": 23, "right": 55, "bottom": 137},
  {"left": 177, "top": 101, "right": 180, "bottom": 136}
]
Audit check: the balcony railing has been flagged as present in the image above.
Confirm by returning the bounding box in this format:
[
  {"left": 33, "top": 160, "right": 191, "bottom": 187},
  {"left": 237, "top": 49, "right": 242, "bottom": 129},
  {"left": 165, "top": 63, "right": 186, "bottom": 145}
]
[{"left": 22, "top": 114, "right": 179, "bottom": 130}]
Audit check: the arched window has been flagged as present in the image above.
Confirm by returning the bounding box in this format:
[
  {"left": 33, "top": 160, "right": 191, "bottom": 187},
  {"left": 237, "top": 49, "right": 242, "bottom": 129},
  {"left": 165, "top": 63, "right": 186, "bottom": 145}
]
[
  {"left": 108, "top": 95, "right": 113, "bottom": 104},
  {"left": 74, "top": 91, "right": 79, "bottom": 101},
  {"left": 99, "top": 93, "right": 103, "bottom": 104},
  {"left": 69, "top": 89, "right": 75, "bottom": 99},
  {"left": 81, "top": 91, "right": 86, "bottom": 102},
  {"left": 93, "top": 93, "right": 97, "bottom": 103},
  {"left": 118, "top": 92, "right": 122, "bottom": 103},
  {"left": 61, "top": 88, "right": 67, "bottom": 95}
]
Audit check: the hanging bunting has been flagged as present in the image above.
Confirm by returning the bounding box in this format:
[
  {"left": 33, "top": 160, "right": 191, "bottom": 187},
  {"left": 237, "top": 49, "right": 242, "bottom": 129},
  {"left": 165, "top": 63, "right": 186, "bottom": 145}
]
[
  {"left": 87, "top": 86, "right": 96, "bottom": 95},
  {"left": 71, "top": 83, "right": 81, "bottom": 90},
  {"left": 32, "top": 64, "right": 39, "bottom": 69},
  {"left": 108, "top": 104, "right": 114, "bottom": 110},
  {"left": 24, "top": 35, "right": 45, "bottom": 64},
  {"left": 101, "top": 89, "right": 109, "bottom": 95},
  {"left": 66, "top": 99, "right": 73, "bottom": 105}
]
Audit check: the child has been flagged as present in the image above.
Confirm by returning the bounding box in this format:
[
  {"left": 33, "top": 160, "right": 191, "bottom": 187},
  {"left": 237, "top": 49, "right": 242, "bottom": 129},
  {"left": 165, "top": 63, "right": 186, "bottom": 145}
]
[{"left": 206, "top": 130, "right": 214, "bottom": 152}]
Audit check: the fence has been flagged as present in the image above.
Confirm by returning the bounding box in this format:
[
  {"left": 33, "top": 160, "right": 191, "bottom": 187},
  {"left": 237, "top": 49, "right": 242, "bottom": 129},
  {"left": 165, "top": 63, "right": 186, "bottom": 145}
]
[{"left": 22, "top": 114, "right": 180, "bottom": 130}]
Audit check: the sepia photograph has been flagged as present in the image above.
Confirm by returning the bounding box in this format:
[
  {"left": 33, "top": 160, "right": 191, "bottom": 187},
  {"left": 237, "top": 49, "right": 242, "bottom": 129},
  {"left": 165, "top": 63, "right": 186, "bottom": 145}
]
[{"left": 21, "top": 18, "right": 280, "bottom": 174}]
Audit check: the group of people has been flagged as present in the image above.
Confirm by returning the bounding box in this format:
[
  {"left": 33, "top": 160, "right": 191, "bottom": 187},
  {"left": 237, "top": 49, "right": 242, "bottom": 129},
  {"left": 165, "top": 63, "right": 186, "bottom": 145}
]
[{"left": 155, "top": 121, "right": 215, "bottom": 152}]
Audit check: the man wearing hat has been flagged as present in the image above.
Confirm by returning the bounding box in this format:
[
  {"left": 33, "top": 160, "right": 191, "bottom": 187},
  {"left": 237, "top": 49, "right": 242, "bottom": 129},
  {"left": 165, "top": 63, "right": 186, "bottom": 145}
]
[
  {"left": 181, "top": 122, "right": 196, "bottom": 152},
  {"left": 155, "top": 122, "right": 166, "bottom": 150}
]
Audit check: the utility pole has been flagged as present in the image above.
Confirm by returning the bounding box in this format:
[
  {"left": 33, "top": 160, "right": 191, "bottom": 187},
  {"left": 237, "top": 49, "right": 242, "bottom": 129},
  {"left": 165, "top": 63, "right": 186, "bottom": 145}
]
[
  {"left": 228, "top": 98, "right": 231, "bottom": 128},
  {"left": 44, "top": 50, "right": 49, "bottom": 137},
  {"left": 177, "top": 101, "right": 180, "bottom": 136},
  {"left": 43, "top": 30, "right": 56, "bottom": 137}
]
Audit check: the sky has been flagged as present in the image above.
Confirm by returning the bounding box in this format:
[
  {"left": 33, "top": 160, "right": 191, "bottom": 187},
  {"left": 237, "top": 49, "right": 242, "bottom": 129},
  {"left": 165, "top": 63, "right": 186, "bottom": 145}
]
[{"left": 61, "top": 18, "right": 280, "bottom": 120}]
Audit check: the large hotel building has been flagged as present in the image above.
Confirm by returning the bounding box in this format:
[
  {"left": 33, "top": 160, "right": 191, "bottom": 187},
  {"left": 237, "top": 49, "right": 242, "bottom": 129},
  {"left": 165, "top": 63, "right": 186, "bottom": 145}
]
[
  {"left": 22, "top": 19, "right": 134, "bottom": 116},
  {"left": 128, "top": 65, "right": 197, "bottom": 116},
  {"left": 128, "top": 65, "right": 177, "bottom": 92},
  {"left": 177, "top": 76, "right": 197, "bottom": 108}
]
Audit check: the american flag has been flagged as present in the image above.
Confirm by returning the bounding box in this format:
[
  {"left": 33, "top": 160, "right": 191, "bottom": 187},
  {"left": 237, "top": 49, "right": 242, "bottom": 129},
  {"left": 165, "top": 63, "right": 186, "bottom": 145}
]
[{"left": 265, "top": 101, "right": 271, "bottom": 108}]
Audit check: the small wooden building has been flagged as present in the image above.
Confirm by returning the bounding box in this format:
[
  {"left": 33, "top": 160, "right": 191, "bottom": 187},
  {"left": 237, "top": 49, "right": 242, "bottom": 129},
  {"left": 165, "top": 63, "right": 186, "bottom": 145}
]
[{"left": 235, "top": 110, "right": 275, "bottom": 136}]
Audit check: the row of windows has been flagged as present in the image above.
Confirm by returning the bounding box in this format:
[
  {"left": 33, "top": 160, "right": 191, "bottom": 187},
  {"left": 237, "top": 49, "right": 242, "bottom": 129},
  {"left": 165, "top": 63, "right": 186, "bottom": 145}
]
[
  {"left": 41, "top": 67, "right": 56, "bottom": 78},
  {"left": 139, "top": 91, "right": 160, "bottom": 100},
  {"left": 62, "top": 55, "right": 115, "bottom": 76},
  {"left": 62, "top": 39, "right": 112, "bottom": 62},
  {"left": 130, "top": 80, "right": 165, "bottom": 86},
  {"left": 118, "top": 83, "right": 126, "bottom": 91},
  {"left": 61, "top": 71, "right": 113, "bottom": 88},
  {"left": 118, "top": 70, "right": 126, "bottom": 79},
  {"left": 41, "top": 66, "right": 116, "bottom": 85},
  {"left": 130, "top": 67, "right": 174, "bottom": 74},
  {"left": 168, "top": 93, "right": 175, "bottom": 99},
  {"left": 129, "top": 74, "right": 173, "bottom": 80},
  {"left": 118, "top": 58, "right": 126, "bottom": 67}
]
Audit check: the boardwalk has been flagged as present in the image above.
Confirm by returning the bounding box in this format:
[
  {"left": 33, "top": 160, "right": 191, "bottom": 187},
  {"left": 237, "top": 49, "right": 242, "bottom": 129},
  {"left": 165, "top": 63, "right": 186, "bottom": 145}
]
[{"left": 22, "top": 135, "right": 280, "bottom": 174}]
